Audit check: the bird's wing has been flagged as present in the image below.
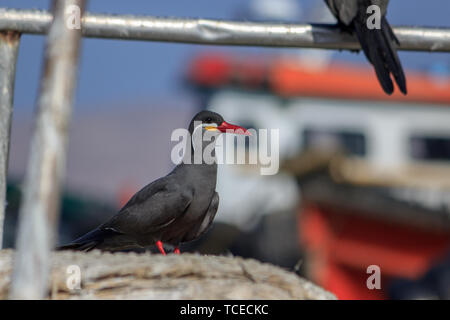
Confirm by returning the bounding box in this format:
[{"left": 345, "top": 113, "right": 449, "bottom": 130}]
[
  {"left": 324, "top": 0, "right": 359, "bottom": 26},
  {"left": 324, "top": 0, "right": 406, "bottom": 94},
  {"left": 324, "top": 0, "right": 388, "bottom": 26},
  {"left": 352, "top": 3, "right": 406, "bottom": 94},
  {"left": 374, "top": 0, "right": 389, "bottom": 15},
  {"left": 101, "top": 176, "right": 194, "bottom": 235},
  {"left": 193, "top": 192, "right": 219, "bottom": 239}
]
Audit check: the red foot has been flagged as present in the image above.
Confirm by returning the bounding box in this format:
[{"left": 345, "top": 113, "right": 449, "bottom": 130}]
[
  {"left": 156, "top": 240, "right": 166, "bottom": 255},
  {"left": 174, "top": 247, "right": 180, "bottom": 255}
]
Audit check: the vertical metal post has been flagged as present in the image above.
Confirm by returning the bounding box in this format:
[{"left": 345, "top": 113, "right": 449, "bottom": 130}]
[
  {"left": 0, "top": 31, "right": 20, "bottom": 249},
  {"left": 9, "top": 0, "right": 85, "bottom": 299}
]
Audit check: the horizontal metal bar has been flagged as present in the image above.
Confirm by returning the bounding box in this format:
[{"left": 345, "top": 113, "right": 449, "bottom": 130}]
[{"left": 1, "top": 8, "right": 450, "bottom": 52}]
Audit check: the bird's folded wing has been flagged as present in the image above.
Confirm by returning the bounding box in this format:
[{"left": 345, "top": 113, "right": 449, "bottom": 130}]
[
  {"left": 324, "top": 0, "right": 388, "bottom": 26},
  {"left": 324, "top": 0, "right": 359, "bottom": 26},
  {"left": 194, "top": 192, "right": 219, "bottom": 239},
  {"left": 101, "top": 177, "right": 194, "bottom": 235}
]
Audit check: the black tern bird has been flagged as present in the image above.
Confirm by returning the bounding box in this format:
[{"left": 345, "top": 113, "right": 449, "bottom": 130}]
[
  {"left": 58, "top": 110, "right": 250, "bottom": 255},
  {"left": 324, "top": 0, "right": 407, "bottom": 95}
]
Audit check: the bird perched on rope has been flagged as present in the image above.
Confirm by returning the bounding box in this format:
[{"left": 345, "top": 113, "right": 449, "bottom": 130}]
[
  {"left": 324, "top": 0, "right": 407, "bottom": 95},
  {"left": 58, "top": 110, "right": 250, "bottom": 255}
]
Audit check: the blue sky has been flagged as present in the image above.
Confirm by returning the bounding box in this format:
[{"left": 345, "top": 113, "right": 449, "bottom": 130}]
[{"left": 3, "top": 0, "right": 450, "bottom": 112}]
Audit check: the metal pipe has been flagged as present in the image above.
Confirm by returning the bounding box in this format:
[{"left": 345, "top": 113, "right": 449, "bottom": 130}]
[
  {"left": 9, "top": 0, "right": 85, "bottom": 299},
  {"left": 0, "top": 31, "right": 20, "bottom": 250},
  {"left": 0, "top": 8, "right": 450, "bottom": 52}
]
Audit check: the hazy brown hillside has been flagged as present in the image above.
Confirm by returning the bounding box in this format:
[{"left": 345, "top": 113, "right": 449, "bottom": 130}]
[{"left": 8, "top": 103, "right": 195, "bottom": 203}]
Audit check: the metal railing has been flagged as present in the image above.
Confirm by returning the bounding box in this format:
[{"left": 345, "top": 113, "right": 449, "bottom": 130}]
[
  {"left": 1, "top": 0, "right": 86, "bottom": 299},
  {"left": 1, "top": 8, "right": 450, "bottom": 51},
  {"left": 0, "top": 2, "right": 449, "bottom": 299}
]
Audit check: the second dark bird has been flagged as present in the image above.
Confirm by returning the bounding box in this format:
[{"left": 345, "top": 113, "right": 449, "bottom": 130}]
[
  {"left": 324, "top": 0, "right": 407, "bottom": 95},
  {"left": 58, "top": 111, "right": 250, "bottom": 255}
]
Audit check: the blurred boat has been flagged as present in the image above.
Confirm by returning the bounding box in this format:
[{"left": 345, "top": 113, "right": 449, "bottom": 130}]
[{"left": 186, "top": 52, "right": 450, "bottom": 299}]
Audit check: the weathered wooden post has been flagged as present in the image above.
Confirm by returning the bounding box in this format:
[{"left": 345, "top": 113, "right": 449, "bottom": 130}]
[
  {"left": 0, "top": 31, "right": 20, "bottom": 250},
  {"left": 9, "top": 0, "right": 85, "bottom": 299}
]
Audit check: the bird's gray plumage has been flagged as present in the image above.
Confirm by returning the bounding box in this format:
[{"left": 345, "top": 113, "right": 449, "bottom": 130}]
[
  {"left": 325, "top": 0, "right": 388, "bottom": 26},
  {"left": 189, "top": 191, "right": 219, "bottom": 240},
  {"left": 58, "top": 111, "right": 228, "bottom": 252},
  {"left": 324, "top": 0, "right": 406, "bottom": 95}
]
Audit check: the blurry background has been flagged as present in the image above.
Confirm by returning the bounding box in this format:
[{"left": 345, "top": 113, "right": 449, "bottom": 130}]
[{"left": 2, "top": 0, "right": 450, "bottom": 300}]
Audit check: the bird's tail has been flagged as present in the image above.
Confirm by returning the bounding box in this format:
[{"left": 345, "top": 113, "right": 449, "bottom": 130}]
[
  {"left": 57, "top": 228, "right": 118, "bottom": 252},
  {"left": 353, "top": 15, "right": 407, "bottom": 95}
]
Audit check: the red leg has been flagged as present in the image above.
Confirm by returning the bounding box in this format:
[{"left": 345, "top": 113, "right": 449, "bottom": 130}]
[
  {"left": 174, "top": 247, "right": 180, "bottom": 255},
  {"left": 156, "top": 240, "right": 166, "bottom": 256}
]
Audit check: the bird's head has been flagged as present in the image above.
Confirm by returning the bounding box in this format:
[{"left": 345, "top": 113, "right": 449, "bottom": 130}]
[{"left": 188, "top": 110, "right": 251, "bottom": 136}]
